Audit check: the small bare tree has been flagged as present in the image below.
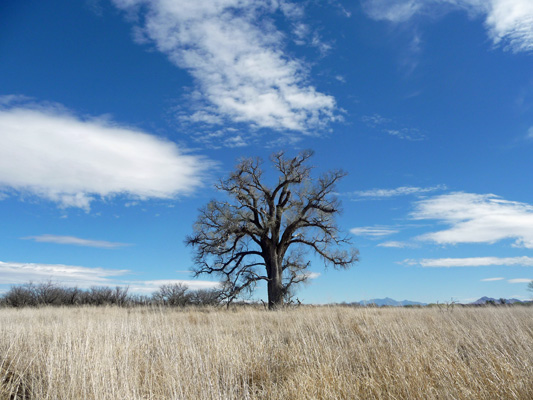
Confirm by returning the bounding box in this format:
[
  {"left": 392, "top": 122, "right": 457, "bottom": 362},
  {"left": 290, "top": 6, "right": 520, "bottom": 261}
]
[
  {"left": 152, "top": 283, "right": 191, "bottom": 306},
  {"left": 186, "top": 151, "right": 358, "bottom": 309}
]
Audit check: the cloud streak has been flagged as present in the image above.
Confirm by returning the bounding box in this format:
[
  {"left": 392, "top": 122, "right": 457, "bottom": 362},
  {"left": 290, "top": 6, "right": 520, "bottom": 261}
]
[
  {"left": 22, "top": 235, "right": 131, "bottom": 249},
  {"left": 377, "top": 241, "right": 413, "bottom": 248},
  {"left": 355, "top": 185, "right": 446, "bottom": 199},
  {"left": 362, "top": 0, "right": 533, "bottom": 53},
  {"left": 0, "top": 103, "right": 212, "bottom": 209},
  {"left": 350, "top": 226, "right": 399, "bottom": 237},
  {"left": 126, "top": 279, "right": 220, "bottom": 293},
  {"left": 0, "top": 261, "right": 129, "bottom": 287},
  {"left": 412, "top": 192, "right": 533, "bottom": 248},
  {"left": 361, "top": 114, "right": 425, "bottom": 141},
  {"left": 404, "top": 256, "right": 533, "bottom": 267},
  {"left": 299, "top": 272, "right": 321, "bottom": 280},
  {"left": 0, "top": 261, "right": 220, "bottom": 291},
  {"left": 112, "top": 0, "right": 337, "bottom": 133},
  {"left": 508, "top": 278, "right": 532, "bottom": 283}
]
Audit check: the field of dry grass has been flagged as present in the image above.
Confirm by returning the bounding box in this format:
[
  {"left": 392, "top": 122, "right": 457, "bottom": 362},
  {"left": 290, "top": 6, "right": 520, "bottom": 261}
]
[{"left": 1, "top": 306, "right": 532, "bottom": 399}]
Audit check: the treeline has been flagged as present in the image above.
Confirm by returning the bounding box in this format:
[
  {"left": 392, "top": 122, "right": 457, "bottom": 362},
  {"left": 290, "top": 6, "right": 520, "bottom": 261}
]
[{"left": 0, "top": 281, "right": 222, "bottom": 308}]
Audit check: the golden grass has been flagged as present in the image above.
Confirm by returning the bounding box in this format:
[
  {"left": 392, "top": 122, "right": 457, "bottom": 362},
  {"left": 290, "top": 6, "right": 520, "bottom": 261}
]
[{"left": 1, "top": 306, "right": 532, "bottom": 399}]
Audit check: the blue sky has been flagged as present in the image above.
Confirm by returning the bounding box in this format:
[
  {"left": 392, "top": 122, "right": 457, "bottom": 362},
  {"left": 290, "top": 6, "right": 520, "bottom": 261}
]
[{"left": 1, "top": 0, "right": 532, "bottom": 303}]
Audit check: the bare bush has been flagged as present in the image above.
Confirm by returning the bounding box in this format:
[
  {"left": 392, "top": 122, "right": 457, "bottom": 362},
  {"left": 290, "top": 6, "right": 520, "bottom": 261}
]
[
  {"left": 81, "top": 286, "right": 130, "bottom": 306},
  {"left": 0, "top": 282, "right": 222, "bottom": 308},
  {"left": 3, "top": 284, "right": 37, "bottom": 307},
  {"left": 152, "top": 283, "right": 190, "bottom": 306},
  {"left": 188, "top": 288, "right": 222, "bottom": 306},
  {"left": 34, "top": 281, "right": 64, "bottom": 306}
]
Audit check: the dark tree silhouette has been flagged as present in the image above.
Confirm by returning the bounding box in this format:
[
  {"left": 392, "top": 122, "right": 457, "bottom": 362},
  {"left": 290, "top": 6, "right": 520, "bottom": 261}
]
[{"left": 186, "top": 151, "right": 358, "bottom": 309}]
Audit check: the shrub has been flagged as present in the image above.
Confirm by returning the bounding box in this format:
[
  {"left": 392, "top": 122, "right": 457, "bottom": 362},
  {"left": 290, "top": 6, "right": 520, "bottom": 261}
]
[
  {"left": 0, "top": 281, "right": 221, "bottom": 308},
  {"left": 152, "top": 283, "right": 190, "bottom": 306}
]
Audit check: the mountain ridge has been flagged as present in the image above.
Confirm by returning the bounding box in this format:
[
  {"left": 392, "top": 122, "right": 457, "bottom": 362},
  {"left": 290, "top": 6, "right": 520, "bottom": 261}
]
[
  {"left": 357, "top": 297, "right": 427, "bottom": 307},
  {"left": 469, "top": 296, "right": 523, "bottom": 305},
  {"left": 355, "top": 296, "right": 527, "bottom": 307}
]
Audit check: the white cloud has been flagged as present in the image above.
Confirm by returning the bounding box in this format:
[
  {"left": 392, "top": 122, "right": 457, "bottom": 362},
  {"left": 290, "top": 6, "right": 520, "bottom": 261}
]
[
  {"left": 361, "top": 114, "right": 390, "bottom": 126},
  {"left": 361, "top": 114, "right": 425, "bottom": 141},
  {"left": 350, "top": 226, "right": 399, "bottom": 237},
  {"left": 0, "top": 104, "right": 212, "bottom": 209},
  {"left": 0, "top": 261, "right": 129, "bottom": 287},
  {"left": 362, "top": 0, "right": 423, "bottom": 22},
  {"left": 412, "top": 192, "right": 533, "bottom": 248},
  {"left": 508, "top": 278, "right": 532, "bottom": 283},
  {"left": 0, "top": 94, "right": 31, "bottom": 106},
  {"left": 404, "top": 256, "right": 533, "bottom": 267},
  {"left": 0, "top": 261, "right": 220, "bottom": 291},
  {"left": 112, "top": 0, "right": 338, "bottom": 133},
  {"left": 384, "top": 128, "right": 425, "bottom": 141},
  {"left": 224, "top": 135, "right": 248, "bottom": 148},
  {"left": 484, "top": 0, "right": 533, "bottom": 52},
  {"left": 481, "top": 277, "right": 505, "bottom": 281},
  {"left": 355, "top": 185, "right": 446, "bottom": 198},
  {"left": 527, "top": 126, "right": 533, "bottom": 139},
  {"left": 299, "top": 272, "right": 321, "bottom": 280},
  {"left": 378, "top": 241, "right": 412, "bottom": 248},
  {"left": 362, "top": 0, "right": 533, "bottom": 53},
  {"left": 126, "top": 279, "right": 220, "bottom": 293},
  {"left": 22, "top": 235, "right": 131, "bottom": 249}
]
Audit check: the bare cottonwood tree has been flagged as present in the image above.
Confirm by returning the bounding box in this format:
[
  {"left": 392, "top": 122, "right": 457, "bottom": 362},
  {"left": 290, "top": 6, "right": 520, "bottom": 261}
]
[{"left": 186, "top": 151, "right": 358, "bottom": 309}]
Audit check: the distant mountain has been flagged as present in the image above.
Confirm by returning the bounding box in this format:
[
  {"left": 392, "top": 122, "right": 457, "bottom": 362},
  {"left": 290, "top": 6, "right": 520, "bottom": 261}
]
[
  {"left": 470, "top": 297, "right": 523, "bottom": 305},
  {"left": 354, "top": 296, "right": 525, "bottom": 307},
  {"left": 358, "top": 297, "right": 427, "bottom": 307}
]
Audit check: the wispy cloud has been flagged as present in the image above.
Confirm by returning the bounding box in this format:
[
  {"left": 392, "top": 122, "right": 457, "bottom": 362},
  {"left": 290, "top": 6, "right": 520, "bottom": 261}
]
[
  {"left": 383, "top": 128, "right": 425, "bottom": 141},
  {"left": 361, "top": 114, "right": 390, "bottom": 126},
  {"left": 112, "top": 0, "right": 338, "bottom": 133},
  {"left": 399, "top": 31, "right": 423, "bottom": 75},
  {"left": 527, "top": 126, "right": 533, "bottom": 139},
  {"left": 481, "top": 277, "right": 505, "bottom": 281},
  {"left": 350, "top": 226, "right": 399, "bottom": 237},
  {"left": 354, "top": 185, "right": 446, "bottom": 199},
  {"left": 0, "top": 94, "right": 31, "bottom": 106},
  {"left": 362, "top": 0, "right": 423, "bottom": 23},
  {"left": 362, "top": 0, "right": 533, "bottom": 53},
  {"left": 0, "top": 102, "right": 212, "bottom": 209},
  {"left": 404, "top": 256, "right": 533, "bottom": 267},
  {"left": 508, "top": 278, "right": 532, "bottom": 283},
  {"left": 0, "top": 261, "right": 129, "bottom": 287},
  {"left": 224, "top": 135, "right": 248, "bottom": 148},
  {"left": 361, "top": 114, "right": 425, "bottom": 141},
  {"left": 22, "top": 235, "right": 131, "bottom": 249},
  {"left": 291, "top": 22, "right": 332, "bottom": 56},
  {"left": 299, "top": 271, "right": 321, "bottom": 280},
  {"left": 377, "top": 241, "right": 413, "bottom": 248},
  {"left": 412, "top": 192, "right": 533, "bottom": 248},
  {"left": 0, "top": 261, "right": 220, "bottom": 291},
  {"left": 126, "top": 279, "right": 220, "bottom": 293}
]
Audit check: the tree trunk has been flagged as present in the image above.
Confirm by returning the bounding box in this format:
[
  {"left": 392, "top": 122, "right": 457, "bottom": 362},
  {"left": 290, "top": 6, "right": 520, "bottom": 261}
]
[
  {"left": 267, "top": 276, "right": 284, "bottom": 309},
  {"left": 266, "top": 250, "right": 284, "bottom": 310}
]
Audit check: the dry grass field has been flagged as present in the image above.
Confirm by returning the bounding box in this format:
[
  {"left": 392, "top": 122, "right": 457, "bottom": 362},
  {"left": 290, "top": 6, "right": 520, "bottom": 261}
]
[{"left": 1, "top": 306, "right": 532, "bottom": 399}]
